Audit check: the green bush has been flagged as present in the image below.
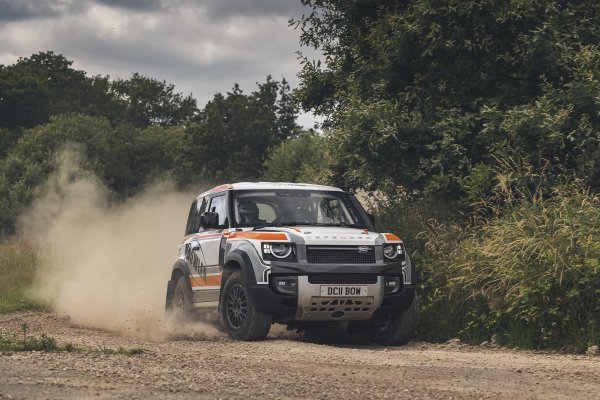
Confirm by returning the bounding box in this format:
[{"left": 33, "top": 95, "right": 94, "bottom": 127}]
[{"left": 416, "top": 182, "right": 600, "bottom": 351}]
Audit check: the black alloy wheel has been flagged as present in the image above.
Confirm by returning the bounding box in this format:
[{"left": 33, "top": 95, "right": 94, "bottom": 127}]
[
  {"left": 219, "top": 270, "right": 272, "bottom": 341},
  {"left": 226, "top": 284, "right": 248, "bottom": 329}
]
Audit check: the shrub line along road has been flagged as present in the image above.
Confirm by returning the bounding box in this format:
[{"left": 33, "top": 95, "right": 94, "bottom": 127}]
[{"left": 1, "top": 312, "right": 599, "bottom": 399}]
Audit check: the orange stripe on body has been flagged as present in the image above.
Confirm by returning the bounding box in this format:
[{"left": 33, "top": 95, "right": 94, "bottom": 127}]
[
  {"left": 208, "top": 184, "right": 233, "bottom": 193},
  {"left": 189, "top": 274, "right": 222, "bottom": 287},
  {"left": 228, "top": 232, "right": 288, "bottom": 241},
  {"left": 384, "top": 233, "right": 402, "bottom": 242}
]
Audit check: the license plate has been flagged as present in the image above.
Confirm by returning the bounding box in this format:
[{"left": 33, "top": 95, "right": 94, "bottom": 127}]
[{"left": 320, "top": 285, "right": 368, "bottom": 297}]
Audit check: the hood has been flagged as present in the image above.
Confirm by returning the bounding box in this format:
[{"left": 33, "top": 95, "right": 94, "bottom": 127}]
[{"left": 263, "top": 226, "right": 382, "bottom": 246}]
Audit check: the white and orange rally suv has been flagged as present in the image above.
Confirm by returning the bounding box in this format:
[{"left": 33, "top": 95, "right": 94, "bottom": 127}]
[{"left": 165, "top": 182, "right": 417, "bottom": 344}]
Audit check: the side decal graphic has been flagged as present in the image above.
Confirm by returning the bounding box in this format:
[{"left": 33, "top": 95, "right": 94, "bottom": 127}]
[{"left": 185, "top": 242, "right": 206, "bottom": 279}]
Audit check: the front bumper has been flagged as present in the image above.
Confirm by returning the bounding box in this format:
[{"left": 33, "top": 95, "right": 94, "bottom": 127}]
[{"left": 246, "top": 260, "right": 415, "bottom": 323}]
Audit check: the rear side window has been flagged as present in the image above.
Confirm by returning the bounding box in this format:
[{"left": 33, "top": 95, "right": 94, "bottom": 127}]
[
  {"left": 185, "top": 201, "right": 197, "bottom": 236},
  {"left": 184, "top": 197, "right": 207, "bottom": 235}
]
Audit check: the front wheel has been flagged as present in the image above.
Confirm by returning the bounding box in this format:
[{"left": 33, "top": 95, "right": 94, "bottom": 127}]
[
  {"left": 220, "top": 271, "right": 271, "bottom": 341},
  {"left": 369, "top": 295, "right": 418, "bottom": 346}
]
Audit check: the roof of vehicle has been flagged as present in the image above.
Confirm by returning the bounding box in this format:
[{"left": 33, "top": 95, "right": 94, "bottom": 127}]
[{"left": 197, "top": 182, "right": 344, "bottom": 199}]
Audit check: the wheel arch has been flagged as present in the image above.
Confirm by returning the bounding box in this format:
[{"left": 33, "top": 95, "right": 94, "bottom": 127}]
[
  {"left": 165, "top": 259, "right": 193, "bottom": 310},
  {"left": 219, "top": 249, "right": 257, "bottom": 307}
]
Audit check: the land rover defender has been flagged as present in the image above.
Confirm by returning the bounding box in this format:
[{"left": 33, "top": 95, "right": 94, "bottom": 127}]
[{"left": 165, "top": 182, "right": 417, "bottom": 344}]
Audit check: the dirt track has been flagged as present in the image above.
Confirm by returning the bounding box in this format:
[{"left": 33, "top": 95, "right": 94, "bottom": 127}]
[{"left": 1, "top": 311, "right": 599, "bottom": 400}]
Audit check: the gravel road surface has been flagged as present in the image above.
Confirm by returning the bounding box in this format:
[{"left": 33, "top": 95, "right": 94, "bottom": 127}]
[{"left": 1, "top": 311, "right": 599, "bottom": 399}]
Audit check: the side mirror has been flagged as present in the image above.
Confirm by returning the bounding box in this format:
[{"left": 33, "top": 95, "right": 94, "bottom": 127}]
[
  {"left": 366, "top": 213, "right": 376, "bottom": 228},
  {"left": 201, "top": 211, "right": 219, "bottom": 229}
]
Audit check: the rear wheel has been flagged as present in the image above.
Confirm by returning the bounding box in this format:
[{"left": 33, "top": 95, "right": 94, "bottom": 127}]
[
  {"left": 220, "top": 271, "right": 271, "bottom": 341},
  {"left": 370, "top": 296, "right": 418, "bottom": 346},
  {"left": 169, "top": 275, "right": 194, "bottom": 320}
]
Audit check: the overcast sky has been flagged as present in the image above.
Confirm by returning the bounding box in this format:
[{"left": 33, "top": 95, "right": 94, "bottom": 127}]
[{"left": 0, "top": 0, "right": 323, "bottom": 128}]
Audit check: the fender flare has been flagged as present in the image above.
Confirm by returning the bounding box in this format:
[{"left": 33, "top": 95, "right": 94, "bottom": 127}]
[
  {"left": 165, "top": 259, "right": 193, "bottom": 309},
  {"left": 222, "top": 249, "right": 258, "bottom": 284},
  {"left": 218, "top": 249, "right": 259, "bottom": 307}
]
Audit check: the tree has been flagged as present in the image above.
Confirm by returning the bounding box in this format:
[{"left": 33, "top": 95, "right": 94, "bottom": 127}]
[
  {"left": 0, "top": 53, "right": 302, "bottom": 236},
  {"left": 277, "top": 78, "right": 300, "bottom": 139},
  {"left": 110, "top": 73, "right": 199, "bottom": 127},
  {"left": 0, "top": 51, "right": 121, "bottom": 131},
  {"left": 262, "top": 130, "right": 325, "bottom": 183},
  {"left": 0, "top": 114, "right": 113, "bottom": 235},
  {"left": 185, "top": 78, "right": 300, "bottom": 182},
  {"left": 104, "top": 124, "right": 187, "bottom": 195},
  {"left": 295, "top": 0, "right": 600, "bottom": 199},
  {"left": 0, "top": 113, "right": 194, "bottom": 235}
]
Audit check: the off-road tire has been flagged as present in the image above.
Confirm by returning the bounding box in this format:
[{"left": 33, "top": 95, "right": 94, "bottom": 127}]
[
  {"left": 168, "top": 275, "right": 194, "bottom": 321},
  {"left": 370, "top": 295, "right": 418, "bottom": 346},
  {"left": 220, "top": 270, "right": 271, "bottom": 341}
]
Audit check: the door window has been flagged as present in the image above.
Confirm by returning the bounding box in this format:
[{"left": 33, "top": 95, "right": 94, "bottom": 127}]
[{"left": 208, "top": 194, "right": 228, "bottom": 227}]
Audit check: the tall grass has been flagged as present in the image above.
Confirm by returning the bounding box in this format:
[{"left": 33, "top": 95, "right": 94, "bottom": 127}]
[
  {"left": 370, "top": 155, "right": 600, "bottom": 352},
  {"left": 416, "top": 183, "right": 600, "bottom": 351},
  {"left": 0, "top": 241, "right": 45, "bottom": 313}
]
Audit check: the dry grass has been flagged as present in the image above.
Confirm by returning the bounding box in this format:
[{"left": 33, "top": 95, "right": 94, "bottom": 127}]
[{"left": 0, "top": 241, "right": 46, "bottom": 313}]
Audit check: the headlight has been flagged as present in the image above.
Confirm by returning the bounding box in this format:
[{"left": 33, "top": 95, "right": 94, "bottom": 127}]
[
  {"left": 262, "top": 242, "right": 294, "bottom": 260},
  {"left": 383, "top": 244, "right": 405, "bottom": 262},
  {"left": 383, "top": 244, "right": 400, "bottom": 259}
]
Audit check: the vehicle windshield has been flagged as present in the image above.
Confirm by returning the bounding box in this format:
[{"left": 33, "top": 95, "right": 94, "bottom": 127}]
[{"left": 232, "top": 189, "right": 367, "bottom": 228}]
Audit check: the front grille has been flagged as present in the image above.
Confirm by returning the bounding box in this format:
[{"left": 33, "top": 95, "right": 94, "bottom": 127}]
[
  {"left": 306, "top": 246, "right": 376, "bottom": 264},
  {"left": 307, "top": 273, "right": 378, "bottom": 285}
]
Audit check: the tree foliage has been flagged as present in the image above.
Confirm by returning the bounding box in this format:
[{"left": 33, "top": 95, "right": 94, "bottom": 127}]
[
  {"left": 185, "top": 77, "right": 299, "bottom": 182},
  {"left": 0, "top": 52, "right": 200, "bottom": 136},
  {"left": 295, "top": 0, "right": 600, "bottom": 200},
  {"left": 0, "top": 51, "right": 120, "bottom": 131},
  {"left": 111, "top": 73, "right": 199, "bottom": 127},
  {"left": 263, "top": 130, "right": 326, "bottom": 183},
  {"left": 294, "top": 1, "right": 600, "bottom": 350},
  {"left": 0, "top": 114, "right": 113, "bottom": 235},
  {"left": 418, "top": 175, "right": 600, "bottom": 350},
  {"left": 0, "top": 53, "right": 300, "bottom": 236}
]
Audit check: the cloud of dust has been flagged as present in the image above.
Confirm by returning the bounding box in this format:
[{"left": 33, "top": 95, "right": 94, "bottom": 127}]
[{"left": 18, "top": 146, "right": 222, "bottom": 341}]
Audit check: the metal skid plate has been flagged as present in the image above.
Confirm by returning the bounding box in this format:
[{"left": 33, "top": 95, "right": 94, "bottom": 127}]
[{"left": 295, "top": 275, "right": 383, "bottom": 321}]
